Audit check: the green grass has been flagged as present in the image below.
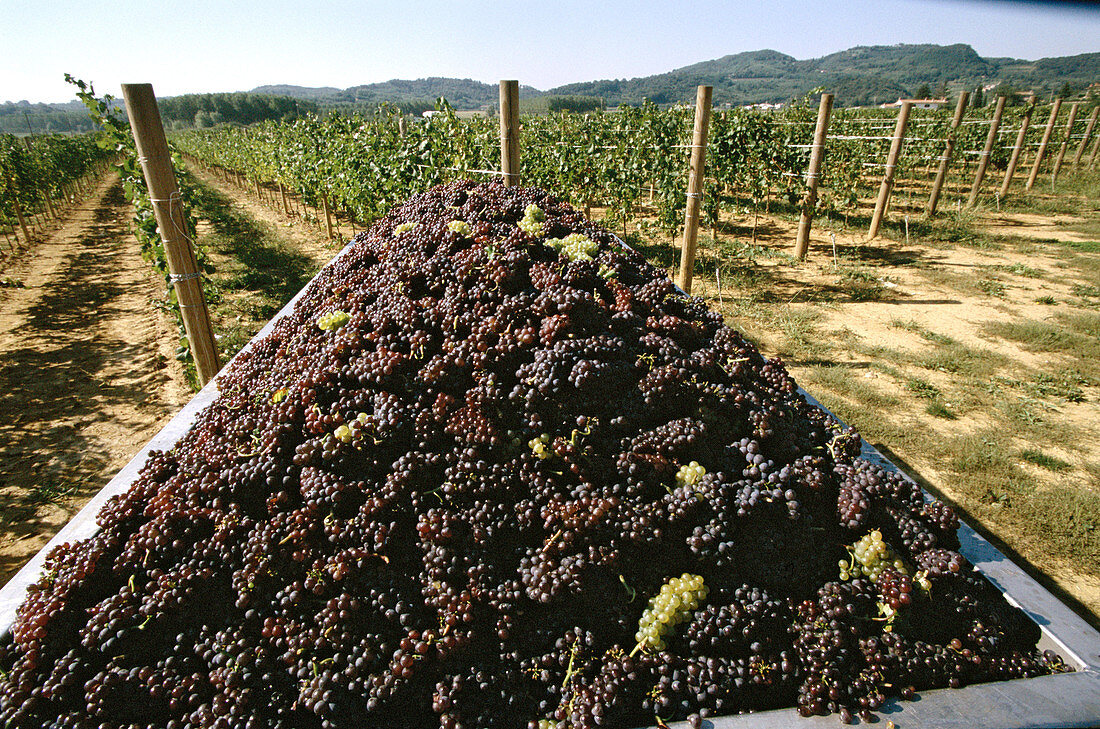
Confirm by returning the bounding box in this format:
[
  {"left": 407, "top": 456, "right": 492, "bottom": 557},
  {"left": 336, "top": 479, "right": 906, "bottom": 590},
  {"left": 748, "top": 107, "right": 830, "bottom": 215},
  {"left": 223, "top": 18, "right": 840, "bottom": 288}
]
[
  {"left": 984, "top": 316, "right": 1100, "bottom": 363},
  {"left": 1023, "top": 371, "right": 1089, "bottom": 402},
  {"left": 1022, "top": 487, "right": 1100, "bottom": 565},
  {"left": 914, "top": 342, "right": 1008, "bottom": 377},
  {"left": 1071, "top": 283, "right": 1100, "bottom": 299},
  {"left": 924, "top": 401, "right": 958, "bottom": 419},
  {"left": 977, "top": 277, "right": 1006, "bottom": 298},
  {"left": 904, "top": 377, "right": 941, "bottom": 400},
  {"left": 1059, "top": 310, "right": 1100, "bottom": 338},
  {"left": 187, "top": 175, "right": 324, "bottom": 362},
  {"left": 1035, "top": 295, "right": 1057, "bottom": 305},
  {"left": 950, "top": 430, "right": 1036, "bottom": 506},
  {"left": 838, "top": 268, "right": 889, "bottom": 302},
  {"left": 805, "top": 364, "right": 900, "bottom": 409},
  {"left": 1088, "top": 462, "right": 1100, "bottom": 489},
  {"left": 1020, "top": 449, "right": 1073, "bottom": 472},
  {"left": 994, "top": 262, "right": 1045, "bottom": 278},
  {"left": 889, "top": 319, "right": 956, "bottom": 346}
]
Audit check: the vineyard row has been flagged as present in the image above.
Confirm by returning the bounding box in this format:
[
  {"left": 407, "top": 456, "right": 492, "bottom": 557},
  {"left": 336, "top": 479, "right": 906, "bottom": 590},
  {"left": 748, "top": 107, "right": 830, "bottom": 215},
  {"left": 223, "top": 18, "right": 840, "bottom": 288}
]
[
  {"left": 171, "top": 93, "right": 1100, "bottom": 256},
  {"left": 0, "top": 133, "right": 116, "bottom": 250}
]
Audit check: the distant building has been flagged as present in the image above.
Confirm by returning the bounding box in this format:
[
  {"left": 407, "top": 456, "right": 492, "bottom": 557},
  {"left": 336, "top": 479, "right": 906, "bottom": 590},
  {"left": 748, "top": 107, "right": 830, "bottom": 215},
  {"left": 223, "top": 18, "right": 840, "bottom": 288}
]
[
  {"left": 744, "top": 102, "right": 785, "bottom": 111},
  {"left": 880, "top": 98, "right": 947, "bottom": 110}
]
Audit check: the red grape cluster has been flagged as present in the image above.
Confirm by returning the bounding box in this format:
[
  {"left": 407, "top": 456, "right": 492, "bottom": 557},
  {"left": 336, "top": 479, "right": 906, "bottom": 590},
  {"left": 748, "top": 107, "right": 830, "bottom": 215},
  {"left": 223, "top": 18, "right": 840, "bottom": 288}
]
[{"left": 0, "top": 181, "right": 1067, "bottom": 729}]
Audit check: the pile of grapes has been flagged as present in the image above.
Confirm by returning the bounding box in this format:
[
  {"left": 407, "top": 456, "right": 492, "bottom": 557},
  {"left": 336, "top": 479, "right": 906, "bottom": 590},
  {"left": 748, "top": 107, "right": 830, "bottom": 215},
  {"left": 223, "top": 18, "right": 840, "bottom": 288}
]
[{"left": 0, "top": 181, "right": 1067, "bottom": 729}]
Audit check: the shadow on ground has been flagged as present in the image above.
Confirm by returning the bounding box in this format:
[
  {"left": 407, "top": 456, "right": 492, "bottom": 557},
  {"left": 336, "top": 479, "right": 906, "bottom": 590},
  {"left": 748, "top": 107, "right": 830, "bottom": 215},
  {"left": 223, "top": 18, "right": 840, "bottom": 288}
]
[{"left": 0, "top": 181, "right": 162, "bottom": 579}]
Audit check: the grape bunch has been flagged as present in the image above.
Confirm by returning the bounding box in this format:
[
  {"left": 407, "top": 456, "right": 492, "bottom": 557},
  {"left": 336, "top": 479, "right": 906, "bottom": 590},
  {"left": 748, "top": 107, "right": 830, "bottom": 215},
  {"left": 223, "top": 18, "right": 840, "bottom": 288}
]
[
  {"left": 0, "top": 180, "right": 1068, "bottom": 729},
  {"left": 634, "top": 574, "right": 709, "bottom": 652},
  {"left": 839, "top": 530, "right": 908, "bottom": 583}
]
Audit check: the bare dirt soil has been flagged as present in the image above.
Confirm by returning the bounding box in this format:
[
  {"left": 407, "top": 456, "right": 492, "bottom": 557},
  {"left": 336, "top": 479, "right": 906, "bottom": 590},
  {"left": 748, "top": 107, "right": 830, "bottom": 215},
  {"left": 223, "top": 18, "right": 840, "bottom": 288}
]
[{"left": 0, "top": 173, "right": 191, "bottom": 585}]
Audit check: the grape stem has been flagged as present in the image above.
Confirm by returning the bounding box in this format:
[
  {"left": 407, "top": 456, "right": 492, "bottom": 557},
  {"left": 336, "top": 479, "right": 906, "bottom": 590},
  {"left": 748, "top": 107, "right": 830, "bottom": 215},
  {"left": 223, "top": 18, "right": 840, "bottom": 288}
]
[
  {"left": 619, "top": 575, "right": 636, "bottom": 602},
  {"left": 541, "top": 529, "right": 563, "bottom": 552}
]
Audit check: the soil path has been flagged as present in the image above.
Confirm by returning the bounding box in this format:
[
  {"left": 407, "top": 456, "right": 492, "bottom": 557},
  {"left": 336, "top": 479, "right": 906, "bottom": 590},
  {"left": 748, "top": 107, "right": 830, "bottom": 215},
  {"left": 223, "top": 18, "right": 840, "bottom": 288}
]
[
  {"left": 0, "top": 173, "right": 191, "bottom": 585},
  {"left": 187, "top": 164, "right": 346, "bottom": 266}
]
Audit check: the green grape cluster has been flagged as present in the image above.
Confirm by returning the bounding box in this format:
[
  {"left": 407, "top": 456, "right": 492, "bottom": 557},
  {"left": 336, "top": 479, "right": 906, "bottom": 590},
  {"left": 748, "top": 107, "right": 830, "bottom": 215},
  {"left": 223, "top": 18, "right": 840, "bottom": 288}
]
[
  {"left": 446, "top": 220, "right": 472, "bottom": 237},
  {"left": 333, "top": 413, "right": 370, "bottom": 444},
  {"left": 517, "top": 204, "right": 546, "bottom": 237},
  {"left": 528, "top": 433, "right": 551, "bottom": 460},
  {"left": 316, "top": 310, "right": 351, "bottom": 331},
  {"left": 546, "top": 233, "right": 598, "bottom": 262},
  {"left": 675, "top": 461, "right": 706, "bottom": 488},
  {"left": 634, "top": 574, "right": 708, "bottom": 652},
  {"left": 393, "top": 221, "right": 418, "bottom": 236},
  {"left": 839, "top": 530, "right": 907, "bottom": 583}
]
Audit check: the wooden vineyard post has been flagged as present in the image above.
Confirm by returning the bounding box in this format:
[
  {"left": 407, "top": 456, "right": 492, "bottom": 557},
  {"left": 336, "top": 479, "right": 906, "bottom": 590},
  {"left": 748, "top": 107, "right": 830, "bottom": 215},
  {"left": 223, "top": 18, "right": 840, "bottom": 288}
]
[
  {"left": 398, "top": 115, "right": 407, "bottom": 137},
  {"left": 1051, "top": 102, "right": 1079, "bottom": 182},
  {"left": 322, "top": 193, "right": 334, "bottom": 239},
  {"left": 279, "top": 182, "right": 290, "bottom": 215},
  {"left": 868, "top": 102, "right": 912, "bottom": 240},
  {"left": 1072, "top": 106, "right": 1099, "bottom": 167},
  {"left": 1, "top": 214, "right": 12, "bottom": 250},
  {"left": 999, "top": 97, "right": 1036, "bottom": 198},
  {"left": 121, "top": 83, "right": 220, "bottom": 386},
  {"left": 927, "top": 91, "right": 969, "bottom": 217},
  {"left": 40, "top": 184, "right": 59, "bottom": 220},
  {"left": 1026, "top": 98, "right": 1061, "bottom": 191},
  {"left": 1090, "top": 127, "right": 1100, "bottom": 169},
  {"left": 676, "top": 85, "right": 713, "bottom": 294},
  {"left": 967, "top": 96, "right": 1006, "bottom": 208},
  {"left": 6, "top": 176, "right": 31, "bottom": 243},
  {"left": 499, "top": 80, "right": 520, "bottom": 187},
  {"left": 794, "top": 93, "right": 833, "bottom": 260}
]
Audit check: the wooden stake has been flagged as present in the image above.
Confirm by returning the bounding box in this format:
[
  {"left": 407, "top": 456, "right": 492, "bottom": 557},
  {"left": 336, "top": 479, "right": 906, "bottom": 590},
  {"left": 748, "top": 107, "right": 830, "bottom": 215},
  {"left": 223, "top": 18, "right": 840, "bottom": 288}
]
[
  {"left": 42, "top": 185, "right": 59, "bottom": 220},
  {"left": 794, "top": 93, "right": 833, "bottom": 260},
  {"left": 1026, "top": 99, "right": 1062, "bottom": 191},
  {"left": 6, "top": 178, "right": 30, "bottom": 244},
  {"left": 1, "top": 214, "right": 13, "bottom": 251},
  {"left": 398, "top": 115, "right": 407, "bottom": 137},
  {"left": 967, "top": 96, "right": 1006, "bottom": 208},
  {"left": 122, "top": 83, "right": 220, "bottom": 386},
  {"left": 279, "top": 182, "right": 290, "bottom": 215},
  {"left": 999, "top": 97, "right": 1036, "bottom": 198},
  {"left": 7, "top": 178, "right": 31, "bottom": 243},
  {"left": 499, "top": 80, "right": 520, "bottom": 187},
  {"left": 1089, "top": 126, "right": 1100, "bottom": 169},
  {"left": 927, "top": 92, "right": 969, "bottom": 217},
  {"left": 676, "top": 85, "right": 713, "bottom": 294},
  {"left": 1072, "top": 106, "right": 1099, "bottom": 167},
  {"left": 322, "top": 193, "right": 334, "bottom": 239},
  {"left": 1051, "top": 102, "right": 1079, "bottom": 182},
  {"left": 868, "top": 102, "right": 912, "bottom": 240}
]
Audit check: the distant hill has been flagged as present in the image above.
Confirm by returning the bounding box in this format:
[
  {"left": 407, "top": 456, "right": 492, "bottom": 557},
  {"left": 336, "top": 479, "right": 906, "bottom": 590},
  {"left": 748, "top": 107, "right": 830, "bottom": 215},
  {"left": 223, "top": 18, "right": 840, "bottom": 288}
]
[
  {"left": 550, "top": 44, "right": 1099, "bottom": 107},
  {"left": 7, "top": 44, "right": 1098, "bottom": 134},
  {"left": 0, "top": 99, "right": 116, "bottom": 134},
  {"left": 252, "top": 78, "right": 545, "bottom": 114},
  {"left": 249, "top": 45, "right": 1099, "bottom": 111},
  {"left": 0, "top": 92, "right": 315, "bottom": 135}
]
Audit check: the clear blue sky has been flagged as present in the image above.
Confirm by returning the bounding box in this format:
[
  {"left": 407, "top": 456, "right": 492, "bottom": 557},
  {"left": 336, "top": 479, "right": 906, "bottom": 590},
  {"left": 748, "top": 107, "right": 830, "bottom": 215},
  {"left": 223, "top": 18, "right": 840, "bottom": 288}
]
[{"left": 2, "top": 0, "right": 1098, "bottom": 104}]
